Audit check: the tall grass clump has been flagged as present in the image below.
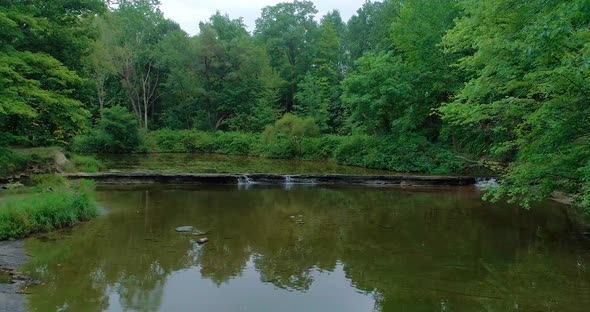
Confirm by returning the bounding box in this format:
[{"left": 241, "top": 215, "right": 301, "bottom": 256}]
[
  {"left": 0, "top": 180, "right": 98, "bottom": 240},
  {"left": 66, "top": 155, "right": 103, "bottom": 173}
]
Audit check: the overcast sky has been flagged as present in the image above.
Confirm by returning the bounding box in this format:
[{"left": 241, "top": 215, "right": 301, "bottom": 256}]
[{"left": 159, "top": 0, "right": 370, "bottom": 35}]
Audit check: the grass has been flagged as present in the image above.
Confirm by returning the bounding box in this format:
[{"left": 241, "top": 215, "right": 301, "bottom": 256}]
[
  {"left": 0, "top": 178, "right": 98, "bottom": 240},
  {"left": 66, "top": 155, "right": 103, "bottom": 173}
]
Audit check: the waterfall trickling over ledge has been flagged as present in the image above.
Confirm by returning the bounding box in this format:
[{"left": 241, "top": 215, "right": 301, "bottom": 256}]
[
  {"left": 64, "top": 173, "right": 478, "bottom": 187},
  {"left": 475, "top": 177, "right": 499, "bottom": 189},
  {"left": 237, "top": 174, "right": 255, "bottom": 185}
]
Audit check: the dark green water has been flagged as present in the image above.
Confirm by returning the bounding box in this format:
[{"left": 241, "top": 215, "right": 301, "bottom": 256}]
[
  {"left": 23, "top": 185, "right": 590, "bottom": 311},
  {"left": 96, "top": 153, "right": 394, "bottom": 175}
]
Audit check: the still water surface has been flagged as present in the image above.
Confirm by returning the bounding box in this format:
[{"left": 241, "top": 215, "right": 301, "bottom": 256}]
[
  {"left": 96, "top": 153, "right": 394, "bottom": 175},
  {"left": 24, "top": 185, "right": 590, "bottom": 311}
]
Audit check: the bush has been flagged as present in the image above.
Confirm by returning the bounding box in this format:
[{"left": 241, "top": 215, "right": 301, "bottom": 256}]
[
  {"left": 143, "top": 129, "right": 464, "bottom": 174},
  {"left": 261, "top": 137, "right": 297, "bottom": 159},
  {"left": 299, "top": 136, "right": 342, "bottom": 160},
  {"left": 263, "top": 114, "right": 320, "bottom": 155},
  {"left": 0, "top": 180, "right": 98, "bottom": 240},
  {"left": 333, "top": 134, "right": 463, "bottom": 174},
  {"left": 0, "top": 148, "right": 28, "bottom": 177},
  {"left": 213, "top": 132, "right": 261, "bottom": 155},
  {"left": 67, "top": 155, "right": 103, "bottom": 173},
  {"left": 183, "top": 131, "right": 216, "bottom": 153},
  {"left": 71, "top": 106, "right": 144, "bottom": 153},
  {"left": 28, "top": 174, "right": 67, "bottom": 190}
]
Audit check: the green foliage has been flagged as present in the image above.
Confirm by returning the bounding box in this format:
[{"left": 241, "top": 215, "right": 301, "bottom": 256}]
[
  {"left": 0, "top": 180, "right": 98, "bottom": 240},
  {"left": 28, "top": 174, "right": 67, "bottom": 190},
  {"left": 72, "top": 106, "right": 144, "bottom": 153},
  {"left": 255, "top": 0, "right": 318, "bottom": 111},
  {"left": 0, "top": 148, "right": 28, "bottom": 177},
  {"left": 333, "top": 134, "right": 461, "bottom": 173},
  {"left": 342, "top": 52, "right": 412, "bottom": 134},
  {"left": 4, "top": 0, "right": 588, "bottom": 212},
  {"left": 150, "top": 129, "right": 214, "bottom": 153},
  {"left": 213, "top": 132, "right": 262, "bottom": 155},
  {"left": 344, "top": 0, "right": 400, "bottom": 61},
  {"left": 68, "top": 155, "right": 103, "bottom": 173},
  {"left": 263, "top": 113, "right": 320, "bottom": 154},
  {"left": 145, "top": 129, "right": 457, "bottom": 173},
  {"left": 441, "top": 0, "right": 590, "bottom": 208},
  {"left": 155, "top": 13, "right": 280, "bottom": 132},
  {"left": 0, "top": 0, "right": 103, "bottom": 146}
]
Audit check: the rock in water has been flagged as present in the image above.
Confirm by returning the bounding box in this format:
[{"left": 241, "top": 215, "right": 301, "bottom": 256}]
[
  {"left": 175, "top": 226, "right": 193, "bottom": 233},
  {"left": 197, "top": 237, "right": 209, "bottom": 244}
]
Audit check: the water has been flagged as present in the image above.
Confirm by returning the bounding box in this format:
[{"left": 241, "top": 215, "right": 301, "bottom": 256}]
[
  {"left": 23, "top": 185, "right": 590, "bottom": 312},
  {"left": 95, "top": 153, "right": 395, "bottom": 175},
  {"left": 475, "top": 177, "right": 500, "bottom": 188}
]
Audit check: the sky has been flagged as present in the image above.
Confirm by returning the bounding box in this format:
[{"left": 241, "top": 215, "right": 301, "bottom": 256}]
[{"left": 159, "top": 0, "right": 370, "bottom": 35}]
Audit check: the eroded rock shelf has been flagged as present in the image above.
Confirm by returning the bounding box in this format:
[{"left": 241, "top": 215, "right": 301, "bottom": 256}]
[{"left": 65, "top": 173, "right": 476, "bottom": 187}]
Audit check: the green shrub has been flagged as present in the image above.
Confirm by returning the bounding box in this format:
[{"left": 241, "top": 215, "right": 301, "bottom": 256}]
[
  {"left": 261, "top": 137, "right": 297, "bottom": 159},
  {"left": 0, "top": 180, "right": 98, "bottom": 240},
  {"left": 71, "top": 106, "right": 144, "bottom": 153},
  {"left": 29, "top": 174, "right": 67, "bottom": 190},
  {"left": 0, "top": 148, "right": 28, "bottom": 176},
  {"left": 299, "top": 136, "right": 342, "bottom": 160},
  {"left": 333, "top": 134, "right": 463, "bottom": 174},
  {"left": 182, "top": 131, "right": 216, "bottom": 153},
  {"left": 263, "top": 114, "right": 320, "bottom": 154},
  {"left": 144, "top": 129, "right": 463, "bottom": 174},
  {"left": 149, "top": 128, "right": 188, "bottom": 152},
  {"left": 68, "top": 155, "right": 103, "bottom": 173},
  {"left": 213, "top": 132, "right": 260, "bottom": 155},
  {"left": 333, "top": 135, "right": 371, "bottom": 166}
]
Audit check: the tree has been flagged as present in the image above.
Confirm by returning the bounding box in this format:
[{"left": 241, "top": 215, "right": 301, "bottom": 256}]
[
  {"left": 99, "top": 0, "right": 179, "bottom": 129},
  {"left": 0, "top": 0, "right": 103, "bottom": 145},
  {"left": 156, "top": 13, "right": 280, "bottom": 132},
  {"left": 389, "top": 0, "right": 462, "bottom": 141},
  {"left": 295, "top": 12, "right": 345, "bottom": 133},
  {"left": 341, "top": 52, "right": 412, "bottom": 135},
  {"left": 254, "top": 0, "right": 319, "bottom": 112},
  {"left": 72, "top": 106, "right": 143, "bottom": 153},
  {"left": 440, "top": 0, "right": 590, "bottom": 208},
  {"left": 344, "top": 0, "right": 400, "bottom": 63}
]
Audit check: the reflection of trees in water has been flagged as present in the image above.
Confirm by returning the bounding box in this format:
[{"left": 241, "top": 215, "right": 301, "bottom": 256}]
[{"left": 24, "top": 187, "right": 590, "bottom": 311}]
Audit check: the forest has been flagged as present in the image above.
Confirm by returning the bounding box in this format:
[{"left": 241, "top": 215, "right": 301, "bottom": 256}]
[{"left": 1, "top": 0, "right": 589, "bottom": 211}]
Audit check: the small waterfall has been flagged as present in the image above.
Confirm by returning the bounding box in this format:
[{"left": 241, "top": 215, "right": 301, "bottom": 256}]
[
  {"left": 237, "top": 174, "right": 255, "bottom": 185},
  {"left": 475, "top": 177, "right": 499, "bottom": 189},
  {"left": 284, "top": 175, "right": 294, "bottom": 190}
]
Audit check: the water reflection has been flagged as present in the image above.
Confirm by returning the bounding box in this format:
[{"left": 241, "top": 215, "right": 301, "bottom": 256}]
[{"left": 24, "top": 186, "right": 590, "bottom": 311}]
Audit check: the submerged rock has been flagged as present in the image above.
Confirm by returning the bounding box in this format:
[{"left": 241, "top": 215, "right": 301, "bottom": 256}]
[
  {"left": 175, "top": 226, "right": 193, "bottom": 233},
  {"left": 197, "top": 237, "right": 209, "bottom": 244}
]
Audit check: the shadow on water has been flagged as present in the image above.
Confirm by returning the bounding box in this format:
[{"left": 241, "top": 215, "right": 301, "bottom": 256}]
[{"left": 23, "top": 185, "right": 590, "bottom": 312}]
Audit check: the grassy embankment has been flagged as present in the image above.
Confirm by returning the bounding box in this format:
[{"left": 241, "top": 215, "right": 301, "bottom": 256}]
[
  {"left": 142, "top": 129, "right": 466, "bottom": 175},
  {"left": 0, "top": 148, "right": 100, "bottom": 240}
]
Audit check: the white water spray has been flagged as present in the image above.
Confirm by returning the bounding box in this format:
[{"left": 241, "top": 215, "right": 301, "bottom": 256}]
[{"left": 475, "top": 177, "right": 499, "bottom": 189}]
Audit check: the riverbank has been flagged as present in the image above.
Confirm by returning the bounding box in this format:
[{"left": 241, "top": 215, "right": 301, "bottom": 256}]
[
  {"left": 0, "top": 179, "right": 98, "bottom": 240},
  {"left": 77, "top": 129, "right": 474, "bottom": 175}
]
